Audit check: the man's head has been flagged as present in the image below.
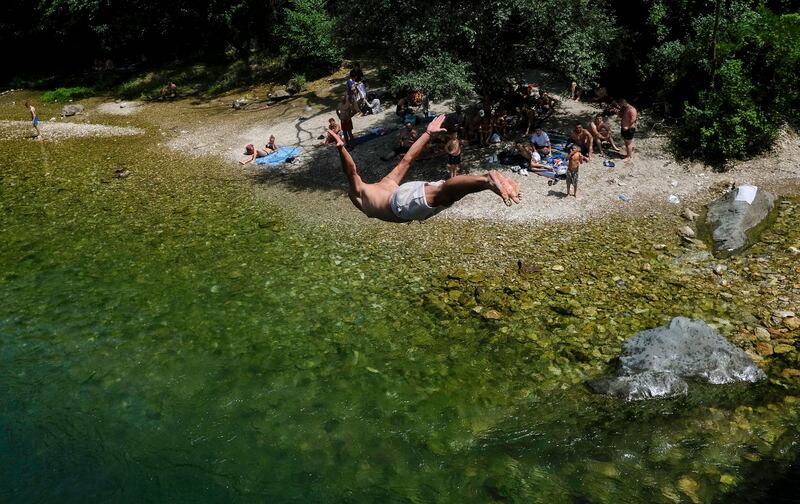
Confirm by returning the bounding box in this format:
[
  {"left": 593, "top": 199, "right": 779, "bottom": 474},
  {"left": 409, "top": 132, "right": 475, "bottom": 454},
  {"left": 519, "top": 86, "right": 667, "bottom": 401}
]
[
  {"left": 575, "top": 123, "right": 584, "bottom": 132},
  {"left": 534, "top": 126, "right": 543, "bottom": 135},
  {"left": 268, "top": 135, "right": 275, "bottom": 144},
  {"left": 571, "top": 144, "right": 580, "bottom": 152},
  {"left": 340, "top": 95, "right": 347, "bottom": 103},
  {"left": 618, "top": 98, "right": 628, "bottom": 107},
  {"left": 328, "top": 118, "right": 336, "bottom": 126},
  {"left": 595, "top": 114, "right": 603, "bottom": 122},
  {"left": 23, "top": 101, "right": 29, "bottom": 107},
  {"left": 245, "top": 144, "right": 254, "bottom": 155}
]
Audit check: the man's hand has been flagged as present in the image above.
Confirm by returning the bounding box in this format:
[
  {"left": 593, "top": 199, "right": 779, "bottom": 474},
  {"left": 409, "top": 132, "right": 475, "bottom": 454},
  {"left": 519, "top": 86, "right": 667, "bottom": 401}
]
[{"left": 426, "top": 114, "right": 447, "bottom": 135}]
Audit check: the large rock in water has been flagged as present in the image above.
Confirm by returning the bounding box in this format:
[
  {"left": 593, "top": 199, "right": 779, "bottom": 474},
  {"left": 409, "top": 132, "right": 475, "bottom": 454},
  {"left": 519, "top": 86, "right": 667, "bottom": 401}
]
[
  {"left": 706, "top": 185, "right": 775, "bottom": 254},
  {"left": 62, "top": 104, "right": 85, "bottom": 117},
  {"left": 589, "top": 317, "right": 765, "bottom": 401}
]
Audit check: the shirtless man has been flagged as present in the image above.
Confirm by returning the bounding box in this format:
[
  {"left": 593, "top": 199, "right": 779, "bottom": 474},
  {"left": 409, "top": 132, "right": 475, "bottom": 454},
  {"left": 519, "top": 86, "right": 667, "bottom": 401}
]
[
  {"left": 336, "top": 96, "right": 354, "bottom": 147},
  {"left": 445, "top": 132, "right": 463, "bottom": 179},
  {"left": 327, "top": 115, "right": 522, "bottom": 223},
  {"left": 570, "top": 123, "right": 594, "bottom": 161},
  {"left": 616, "top": 98, "right": 638, "bottom": 161},
  {"left": 24, "top": 101, "right": 40, "bottom": 138},
  {"left": 589, "top": 115, "right": 620, "bottom": 156},
  {"left": 381, "top": 122, "right": 418, "bottom": 161}
]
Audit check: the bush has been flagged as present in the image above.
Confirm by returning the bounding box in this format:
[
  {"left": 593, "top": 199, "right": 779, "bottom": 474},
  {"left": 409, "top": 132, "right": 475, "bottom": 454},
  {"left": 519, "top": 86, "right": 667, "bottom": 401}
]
[
  {"left": 281, "top": 0, "right": 342, "bottom": 72},
  {"left": 41, "top": 86, "right": 94, "bottom": 103},
  {"left": 674, "top": 59, "right": 778, "bottom": 166}
]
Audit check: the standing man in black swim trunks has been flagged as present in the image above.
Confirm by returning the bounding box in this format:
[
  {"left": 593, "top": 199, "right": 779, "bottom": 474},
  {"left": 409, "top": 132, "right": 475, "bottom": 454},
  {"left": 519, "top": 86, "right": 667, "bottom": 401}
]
[
  {"left": 445, "top": 131, "right": 463, "bottom": 178},
  {"left": 617, "top": 98, "right": 638, "bottom": 162}
]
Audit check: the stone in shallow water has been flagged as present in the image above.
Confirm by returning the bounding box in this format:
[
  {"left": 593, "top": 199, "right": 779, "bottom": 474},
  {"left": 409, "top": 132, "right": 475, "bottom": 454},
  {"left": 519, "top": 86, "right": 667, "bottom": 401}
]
[
  {"left": 590, "top": 317, "right": 766, "bottom": 401},
  {"left": 705, "top": 185, "right": 775, "bottom": 254}
]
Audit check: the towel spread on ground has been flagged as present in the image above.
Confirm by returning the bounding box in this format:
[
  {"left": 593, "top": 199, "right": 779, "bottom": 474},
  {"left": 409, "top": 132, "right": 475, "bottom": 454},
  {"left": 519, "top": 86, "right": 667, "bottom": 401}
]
[
  {"left": 255, "top": 146, "right": 302, "bottom": 166},
  {"left": 352, "top": 127, "right": 391, "bottom": 146}
]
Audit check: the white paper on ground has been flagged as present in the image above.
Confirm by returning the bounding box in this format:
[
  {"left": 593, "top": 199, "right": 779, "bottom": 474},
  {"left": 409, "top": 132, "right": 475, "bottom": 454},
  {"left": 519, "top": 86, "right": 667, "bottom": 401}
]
[{"left": 735, "top": 185, "right": 758, "bottom": 205}]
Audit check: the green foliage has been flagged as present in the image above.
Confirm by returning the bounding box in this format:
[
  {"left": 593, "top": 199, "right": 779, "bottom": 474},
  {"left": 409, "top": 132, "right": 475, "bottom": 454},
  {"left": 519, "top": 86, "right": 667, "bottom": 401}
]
[
  {"left": 281, "top": 0, "right": 341, "bottom": 71},
  {"left": 290, "top": 73, "right": 307, "bottom": 91},
  {"left": 677, "top": 59, "right": 777, "bottom": 164},
  {"left": 41, "top": 86, "right": 94, "bottom": 103},
  {"left": 389, "top": 54, "right": 473, "bottom": 102}
]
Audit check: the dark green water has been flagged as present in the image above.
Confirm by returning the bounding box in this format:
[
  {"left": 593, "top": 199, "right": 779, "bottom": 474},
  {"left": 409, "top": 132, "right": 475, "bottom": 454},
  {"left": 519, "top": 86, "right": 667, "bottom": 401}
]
[{"left": 1, "top": 106, "right": 799, "bottom": 503}]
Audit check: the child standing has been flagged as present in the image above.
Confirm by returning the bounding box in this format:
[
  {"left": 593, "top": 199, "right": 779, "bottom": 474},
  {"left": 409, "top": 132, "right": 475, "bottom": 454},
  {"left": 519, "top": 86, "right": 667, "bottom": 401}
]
[
  {"left": 566, "top": 144, "right": 588, "bottom": 198},
  {"left": 24, "top": 101, "right": 40, "bottom": 137}
]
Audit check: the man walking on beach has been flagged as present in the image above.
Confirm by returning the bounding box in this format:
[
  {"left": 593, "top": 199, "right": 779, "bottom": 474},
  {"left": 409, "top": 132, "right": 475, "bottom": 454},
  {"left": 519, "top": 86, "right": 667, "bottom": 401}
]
[
  {"left": 617, "top": 98, "right": 638, "bottom": 161},
  {"left": 328, "top": 115, "right": 522, "bottom": 223},
  {"left": 24, "top": 101, "right": 40, "bottom": 138}
]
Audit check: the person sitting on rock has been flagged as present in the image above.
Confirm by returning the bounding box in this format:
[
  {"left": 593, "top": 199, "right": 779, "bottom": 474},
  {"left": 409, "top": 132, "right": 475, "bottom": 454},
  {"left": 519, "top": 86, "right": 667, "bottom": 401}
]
[
  {"left": 239, "top": 144, "right": 271, "bottom": 165},
  {"left": 160, "top": 82, "right": 177, "bottom": 99},
  {"left": 327, "top": 114, "right": 522, "bottom": 223}
]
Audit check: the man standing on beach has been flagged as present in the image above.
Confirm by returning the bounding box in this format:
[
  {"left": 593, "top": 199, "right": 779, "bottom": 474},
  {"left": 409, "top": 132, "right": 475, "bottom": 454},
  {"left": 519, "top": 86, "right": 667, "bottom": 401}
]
[
  {"left": 327, "top": 115, "right": 522, "bottom": 223},
  {"left": 24, "top": 101, "right": 40, "bottom": 138},
  {"left": 617, "top": 98, "right": 638, "bottom": 161}
]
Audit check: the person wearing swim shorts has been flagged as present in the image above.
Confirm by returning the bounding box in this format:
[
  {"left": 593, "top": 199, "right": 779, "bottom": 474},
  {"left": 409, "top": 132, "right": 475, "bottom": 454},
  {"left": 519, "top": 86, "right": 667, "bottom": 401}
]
[
  {"left": 570, "top": 123, "right": 594, "bottom": 161},
  {"left": 445, "top": 132, "right": 463, "bottom": 178},
  {"left": 566, "top": 144, "right": 588, "bottom": 198},
  {"left": 24, "top": 101, "right": 40, "bottom": 138},
  {"left": 616, "top": 98, "right": 638, "bottom": 162},
  {"left": 327, "top": 115, "right": 522, "bottom": 223}
]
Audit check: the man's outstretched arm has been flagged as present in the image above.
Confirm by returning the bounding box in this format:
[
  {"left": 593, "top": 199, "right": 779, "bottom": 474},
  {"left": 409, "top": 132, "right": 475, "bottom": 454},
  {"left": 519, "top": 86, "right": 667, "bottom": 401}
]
[{"left": 384, "top": 115, "right": 448, "bottom": 185}]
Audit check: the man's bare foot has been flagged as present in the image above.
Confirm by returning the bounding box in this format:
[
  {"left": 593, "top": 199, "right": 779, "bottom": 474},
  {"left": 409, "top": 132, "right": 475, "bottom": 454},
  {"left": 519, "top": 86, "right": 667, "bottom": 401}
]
[
  {"left": 326, "top": 128, "right": 345, "bottom": 147},
  {"left": 503, "top": 176, "right": 523, "bottom": 204},
  {"left": 486, "top": 170, "right": 512, "bottom": 206},
  {"left": 623, "top": 157, "right": 632, "bottom": 162}
]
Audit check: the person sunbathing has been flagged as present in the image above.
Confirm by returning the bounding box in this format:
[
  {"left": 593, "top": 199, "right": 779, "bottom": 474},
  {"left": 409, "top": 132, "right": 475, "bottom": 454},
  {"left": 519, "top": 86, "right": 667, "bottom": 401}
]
[
  {"left": 327, "top": 114, "right": 521, "bottom": 223},
  {"left": 239, "top": 144, "right": 271, "bottom": 165}
]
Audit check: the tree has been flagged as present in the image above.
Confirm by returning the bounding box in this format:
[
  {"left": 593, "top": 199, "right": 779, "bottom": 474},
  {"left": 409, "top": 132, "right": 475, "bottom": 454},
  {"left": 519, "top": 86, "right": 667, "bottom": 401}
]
[{"left": 281, "top": 0, "right": 342, "bottom": 72}]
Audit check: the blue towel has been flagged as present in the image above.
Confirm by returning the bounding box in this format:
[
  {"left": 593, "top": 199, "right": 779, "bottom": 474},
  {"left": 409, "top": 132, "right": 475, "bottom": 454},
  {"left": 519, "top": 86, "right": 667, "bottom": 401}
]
[{"left": 255, "top": 146, "right": 302, "bottom": 166}]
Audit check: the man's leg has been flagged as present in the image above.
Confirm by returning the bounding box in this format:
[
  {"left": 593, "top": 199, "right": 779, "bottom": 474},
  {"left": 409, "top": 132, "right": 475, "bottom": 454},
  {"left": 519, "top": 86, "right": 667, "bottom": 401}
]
[
  {"left": 624, "top": 138, "right": 633, "bottom": 160},
  {"left": 425, "top": 170, "right": 521, "bottom": 207}
]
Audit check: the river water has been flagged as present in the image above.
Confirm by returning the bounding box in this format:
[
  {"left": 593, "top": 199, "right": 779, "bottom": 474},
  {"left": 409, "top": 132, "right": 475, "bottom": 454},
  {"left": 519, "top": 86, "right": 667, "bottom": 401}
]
[{"left": 1, "top": 99, "right": 798, "bottom": 503}]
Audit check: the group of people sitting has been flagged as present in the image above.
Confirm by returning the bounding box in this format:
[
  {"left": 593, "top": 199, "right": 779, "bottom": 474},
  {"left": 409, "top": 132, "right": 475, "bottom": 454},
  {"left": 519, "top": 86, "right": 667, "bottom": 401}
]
[{"left": 239, "top": 135, "right": 279, "bottom": 165}]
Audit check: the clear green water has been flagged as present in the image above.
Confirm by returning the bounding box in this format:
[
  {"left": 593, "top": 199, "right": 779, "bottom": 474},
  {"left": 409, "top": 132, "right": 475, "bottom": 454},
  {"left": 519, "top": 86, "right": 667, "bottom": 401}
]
[{"left": 1, "top": 103, "right": 799, "bottom": 503}]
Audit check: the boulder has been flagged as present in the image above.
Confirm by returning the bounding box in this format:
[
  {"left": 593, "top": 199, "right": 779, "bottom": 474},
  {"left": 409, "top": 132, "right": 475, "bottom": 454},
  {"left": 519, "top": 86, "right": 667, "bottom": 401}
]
[
  {"left": 705, "top": 185, "right": 775, "bottom": 254},
  {"left": 589, "top": 317, "right": 765, "bottom": 401},
  {"left": 62, "top": 104, "right": 84, "bottom": 117},
  {"left": 269, "top": 90, "right": 291, "bottom": 101}
]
